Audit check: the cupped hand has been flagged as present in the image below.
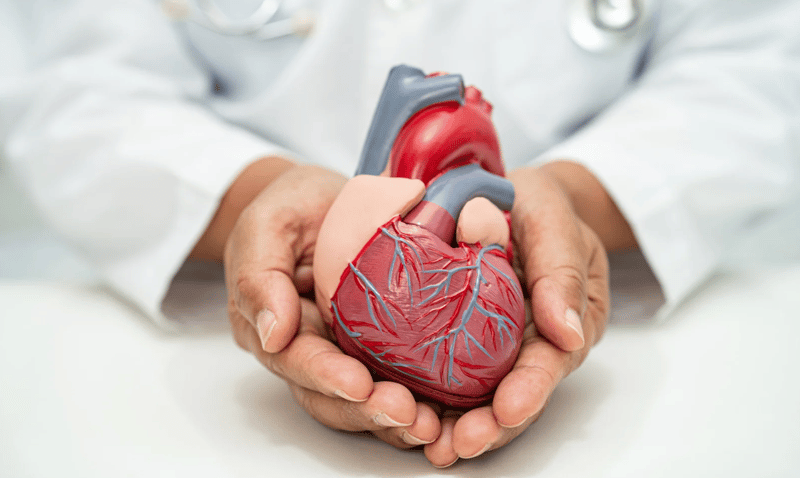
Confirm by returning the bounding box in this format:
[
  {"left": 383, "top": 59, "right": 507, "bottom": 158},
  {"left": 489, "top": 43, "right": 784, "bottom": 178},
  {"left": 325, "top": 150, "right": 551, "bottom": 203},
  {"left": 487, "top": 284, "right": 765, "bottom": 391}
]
[
  {"left": 424, "top": 161, "right": 626, "bottom": 467},
  {"left": 222, "top": 164, "right": 440, "bottom": 448}
]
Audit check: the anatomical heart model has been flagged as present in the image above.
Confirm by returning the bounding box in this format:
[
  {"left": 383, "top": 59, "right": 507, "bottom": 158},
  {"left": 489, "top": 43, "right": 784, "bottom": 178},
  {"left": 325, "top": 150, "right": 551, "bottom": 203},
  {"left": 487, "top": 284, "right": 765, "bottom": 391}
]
[{"left": 314, "top": 65, "right": 525, "bottom": 407}]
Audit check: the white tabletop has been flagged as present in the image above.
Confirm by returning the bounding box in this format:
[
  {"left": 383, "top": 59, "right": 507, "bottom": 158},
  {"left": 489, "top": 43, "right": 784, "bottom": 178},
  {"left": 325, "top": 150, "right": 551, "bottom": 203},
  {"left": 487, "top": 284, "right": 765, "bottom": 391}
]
[{"left": 2, "top": 262, "right": 799, "bottom": 477}]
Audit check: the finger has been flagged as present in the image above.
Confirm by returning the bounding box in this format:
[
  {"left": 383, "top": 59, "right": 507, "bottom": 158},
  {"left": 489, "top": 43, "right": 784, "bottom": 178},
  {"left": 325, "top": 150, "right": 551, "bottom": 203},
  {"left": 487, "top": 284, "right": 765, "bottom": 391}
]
[
  {"left": 402, "top": 403, "right": 441, "bottom": 446},
  {"left": 224, "top": 166, "right": 346, "bottom": 353},
  {"left": 238, "top": 270, "right": 302, "bottom": 354},
  {"left": 225, "top": 205, "right": 305, "bottom": 353},
  {"left": 231, "top": 300, "right": 374, "bottom": 402},
  {"left": 511, "top": 176, "right": 588, "bottom": 352},
  {"left": 451, "top": 336, "right": 568, "bottom": 459},
  {"left": 451, "top": 406, "right": 500, "bottom": 458},
  {"left": 288, "top": 381, "right": 417, "bottom": 433},
  {"left": 293, "top": 263, "right": 315, "bottom": 295},
  {"left": 424, "top": 415, "right": 459, "bottom": 468},
  {"left": 492, "top": 334, "right": 571, "bottom": 428},
  {"left": 228, "top": 302, "right": 256, "bottom": 353},
  {"left": 264, "top": 331, "right": 374, "bottom": 402},
  {"left": 372, "top": 402, "right": 441, "bottom": 448},
  {"left": 530, "top": 273, "right": 586, "bottom": 352},
  {"left": 451, "top": 405, "right": 537, "bottom": 459},
  {"left": 585, "top": 244, "right": 611, "bottom": 346}
]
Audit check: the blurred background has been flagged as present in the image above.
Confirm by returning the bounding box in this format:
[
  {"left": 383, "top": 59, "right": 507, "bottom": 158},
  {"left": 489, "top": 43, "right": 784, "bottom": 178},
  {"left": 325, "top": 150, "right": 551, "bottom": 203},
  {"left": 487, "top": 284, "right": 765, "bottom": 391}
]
[{"left": 0, "top": 155, "right": 95, "bottom": 282}]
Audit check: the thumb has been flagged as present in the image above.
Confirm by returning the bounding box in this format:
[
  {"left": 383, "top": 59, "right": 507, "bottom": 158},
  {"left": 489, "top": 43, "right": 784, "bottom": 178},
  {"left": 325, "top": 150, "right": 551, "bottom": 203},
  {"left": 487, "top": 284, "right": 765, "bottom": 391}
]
[
  {"left": 224, "top": 206, "right": 305, "bottom": 354},
  {"left": 224, "top": 165, "right": 349, "bottom": 354},
  {"left": 511, "top": 174, "right": 589, "bottom": 352}
]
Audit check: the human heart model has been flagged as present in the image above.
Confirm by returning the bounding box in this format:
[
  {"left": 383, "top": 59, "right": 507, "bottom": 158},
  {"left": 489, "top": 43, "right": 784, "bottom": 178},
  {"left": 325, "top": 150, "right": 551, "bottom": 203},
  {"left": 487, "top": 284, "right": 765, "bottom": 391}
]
[{"left": 313, "top": 65, "right": 525, "bottom": 407}]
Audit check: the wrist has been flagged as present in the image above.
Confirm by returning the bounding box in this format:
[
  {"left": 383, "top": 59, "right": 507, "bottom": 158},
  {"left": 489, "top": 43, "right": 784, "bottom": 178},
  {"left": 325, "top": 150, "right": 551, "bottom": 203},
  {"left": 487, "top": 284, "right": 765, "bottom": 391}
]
[
  {"left": 536, "top": 160, "right": 637, "bottom": 252},
  {"left": 191, "top": 155, "right": 296, "bottom": 261}
]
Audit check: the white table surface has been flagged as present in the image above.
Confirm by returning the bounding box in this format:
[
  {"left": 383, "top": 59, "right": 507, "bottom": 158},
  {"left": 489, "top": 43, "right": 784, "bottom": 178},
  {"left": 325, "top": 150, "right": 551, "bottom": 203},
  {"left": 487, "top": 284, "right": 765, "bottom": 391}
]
[{"left": 2, "top": 263, "right": 799, "bottom": 477}]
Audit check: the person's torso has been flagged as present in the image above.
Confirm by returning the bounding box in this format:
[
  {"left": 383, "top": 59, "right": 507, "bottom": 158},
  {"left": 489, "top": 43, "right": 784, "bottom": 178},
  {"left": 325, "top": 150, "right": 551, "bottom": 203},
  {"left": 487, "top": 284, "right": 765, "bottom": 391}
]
[{"left": 171, "top": 0, "right": 657, "bottom": 173}]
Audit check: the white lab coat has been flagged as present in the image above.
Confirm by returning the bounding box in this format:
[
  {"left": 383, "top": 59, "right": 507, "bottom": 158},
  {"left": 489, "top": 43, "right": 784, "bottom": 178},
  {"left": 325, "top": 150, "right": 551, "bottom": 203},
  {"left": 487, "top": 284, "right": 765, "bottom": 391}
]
[{"left": 1, "top": 0, "right": 799, "bottom": 327}]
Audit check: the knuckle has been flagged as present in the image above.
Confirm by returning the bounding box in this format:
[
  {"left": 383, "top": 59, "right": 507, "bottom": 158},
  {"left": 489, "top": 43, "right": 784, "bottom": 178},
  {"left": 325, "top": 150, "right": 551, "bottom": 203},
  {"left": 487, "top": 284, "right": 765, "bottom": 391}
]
[
  {"left": 267, "top": 205, "right": 304, "bottom": 235},
  {"left": 518, "top": 362, "right": 560, "bottom": 392},
  {"left": 339, "top": 402, "right": 369, "bottom": 431},
  {"left": 530, "top": 363, "right": 558, "bottom": 386},
  {"left": 300, "top": 347, "right": 326, "bottom": 387},
  {"left": 379, "top": 429, "right": 412, "bottom": 449},
  {"left": 234, "top": 270, "right": 258, "bottom": 295},
  {"left": 527, "top": 264, "right": 585, "bottom": 298},
  {"left": 554, "top": 263, "right": 585, "bottom": 287},
  {"left": 241, "top": 199, "right": 303, "bottom": 242},
  {"left": 292, "top": 359, "right": 318, "bottom": 391}
]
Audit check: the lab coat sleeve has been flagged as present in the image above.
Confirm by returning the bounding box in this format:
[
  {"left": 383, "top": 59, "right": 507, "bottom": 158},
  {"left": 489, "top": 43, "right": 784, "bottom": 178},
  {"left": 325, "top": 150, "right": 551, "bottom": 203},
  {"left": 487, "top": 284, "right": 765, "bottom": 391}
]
[
  {"left": 0, "top": 1, "right": 290, "bottom": 327},
  {"left": 535, "top": 0, "right": 800, "bottom": 315}
]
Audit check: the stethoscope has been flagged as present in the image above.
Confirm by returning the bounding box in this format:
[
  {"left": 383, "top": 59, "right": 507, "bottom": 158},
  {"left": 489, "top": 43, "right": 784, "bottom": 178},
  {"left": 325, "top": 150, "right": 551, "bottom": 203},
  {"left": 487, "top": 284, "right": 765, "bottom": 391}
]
[
  {"left": 160, "top": 0, "right": 316, "bottom": 40},
  {"left": 161, "top": 0, "right": 647, "bottom": 52},
  {"left": 568, "top": 0, "right": 649, "bottom": 53}
]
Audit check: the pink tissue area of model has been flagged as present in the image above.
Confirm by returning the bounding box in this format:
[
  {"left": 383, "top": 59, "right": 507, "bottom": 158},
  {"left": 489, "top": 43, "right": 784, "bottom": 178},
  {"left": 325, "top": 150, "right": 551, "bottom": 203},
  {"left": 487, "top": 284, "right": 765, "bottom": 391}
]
[
  {"left": 313, "top": 73, "right": 525, "bottom": 407},
  {"left": 313, "top": 175, "right": 426, "bottom": 311}
]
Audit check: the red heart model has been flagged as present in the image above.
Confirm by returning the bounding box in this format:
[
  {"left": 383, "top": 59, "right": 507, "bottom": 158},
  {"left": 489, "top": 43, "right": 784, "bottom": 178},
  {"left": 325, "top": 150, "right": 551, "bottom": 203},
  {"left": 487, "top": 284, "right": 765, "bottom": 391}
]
[{"left": 314, "top": 66, "right": 525, "bottom": 407}]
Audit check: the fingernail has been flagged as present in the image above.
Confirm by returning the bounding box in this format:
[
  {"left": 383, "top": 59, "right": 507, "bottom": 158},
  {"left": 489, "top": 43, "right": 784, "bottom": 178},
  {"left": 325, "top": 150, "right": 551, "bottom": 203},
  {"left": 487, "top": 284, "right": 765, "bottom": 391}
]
[
  {"left": 334, "top": 389, "right": 367, "bottom": 402},
  {"left": 459, "top": 442, "right": 492, "bottom": 459},
  {"left": 373, "top": 412, "right": 413, "bottom": 428},
  {"left": 402, "top": 431, "right": 433, "bottom": 446},
  {"left": 564, "top": 308, "right": 585, "bottom": 347},
  {"left": 432, "top": 457, "right": 459, "bottom": 469},
  {"left": 499, "top": 417, "right": 530, "bottom": 429},
  {"left": 256, "top": 309, "right": 277, "bottom": 350}
]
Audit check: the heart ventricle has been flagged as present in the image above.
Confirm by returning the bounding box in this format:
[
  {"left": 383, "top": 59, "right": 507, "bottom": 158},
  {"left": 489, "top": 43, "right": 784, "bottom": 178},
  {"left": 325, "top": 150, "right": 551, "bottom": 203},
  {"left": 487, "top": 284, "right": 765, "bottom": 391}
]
[{"left": 330, "top": 216, "right": 524, "bottom": 407}]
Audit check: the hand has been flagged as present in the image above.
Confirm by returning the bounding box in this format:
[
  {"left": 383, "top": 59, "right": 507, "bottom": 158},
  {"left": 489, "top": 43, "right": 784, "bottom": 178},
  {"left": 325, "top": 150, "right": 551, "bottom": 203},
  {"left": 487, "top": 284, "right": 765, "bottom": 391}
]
[
  {"left": 423, "top": 161, "right": 634, "bottom": 467},
  {"left": 219, "top": 163, "right": 441, "bottom": 448}
]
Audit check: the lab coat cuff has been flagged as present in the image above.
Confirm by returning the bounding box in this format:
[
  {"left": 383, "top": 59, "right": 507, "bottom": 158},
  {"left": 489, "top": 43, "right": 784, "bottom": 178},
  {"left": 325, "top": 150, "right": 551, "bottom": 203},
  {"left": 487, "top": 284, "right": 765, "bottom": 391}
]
[
  {"left": 104, "top": 138, "right": 297, "bottom": 330},
  {"left": 531, "top": 146, "right": 718, "bottom": 320}
]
